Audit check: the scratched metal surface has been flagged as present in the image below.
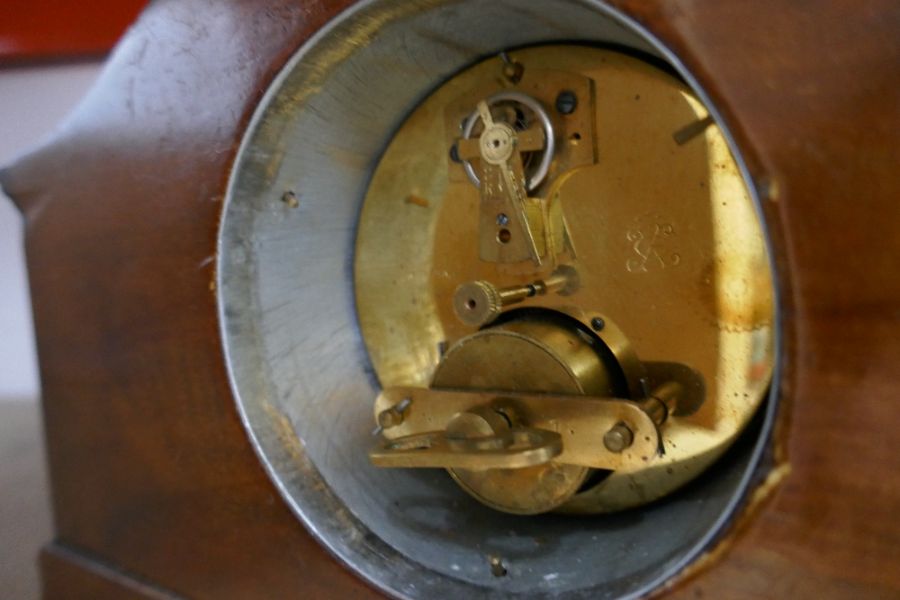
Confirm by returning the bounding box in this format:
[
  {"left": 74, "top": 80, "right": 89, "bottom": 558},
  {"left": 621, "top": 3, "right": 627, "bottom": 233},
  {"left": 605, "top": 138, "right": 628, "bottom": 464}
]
[{"left": 217, "top": 0, "right": 778, "bottom": 597}]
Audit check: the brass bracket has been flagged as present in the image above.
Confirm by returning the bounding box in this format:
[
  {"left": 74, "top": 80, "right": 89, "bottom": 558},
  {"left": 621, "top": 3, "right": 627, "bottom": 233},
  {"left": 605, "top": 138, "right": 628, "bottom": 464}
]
[
  {"left": 457, "top": 98, "right": 545, "bottom": 264},
  {"left": 370, "top": 386, "right": 661, "bottom": 471},
  {"left": 447, "top": 65, "right": 597, "bottom": 268}
]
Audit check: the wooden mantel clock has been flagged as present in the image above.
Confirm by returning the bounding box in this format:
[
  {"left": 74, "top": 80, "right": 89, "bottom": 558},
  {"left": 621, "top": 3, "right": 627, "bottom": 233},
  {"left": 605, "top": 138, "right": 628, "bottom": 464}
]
[{"left": 3, "top": 0, "right": 899, "bottom": 598}]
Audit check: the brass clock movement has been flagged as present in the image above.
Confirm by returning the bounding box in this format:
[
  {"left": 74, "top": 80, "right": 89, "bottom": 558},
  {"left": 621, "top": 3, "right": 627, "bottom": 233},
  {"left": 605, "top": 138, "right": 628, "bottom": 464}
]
[{"left": 359, "top": 45, "right": 774, "bottom": 515}]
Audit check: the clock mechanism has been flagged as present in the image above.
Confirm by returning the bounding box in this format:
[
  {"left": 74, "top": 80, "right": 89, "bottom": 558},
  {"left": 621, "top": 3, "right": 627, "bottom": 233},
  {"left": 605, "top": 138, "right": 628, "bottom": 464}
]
[{"left": 357, "top": 45, "right": 774, "bottom": 515}]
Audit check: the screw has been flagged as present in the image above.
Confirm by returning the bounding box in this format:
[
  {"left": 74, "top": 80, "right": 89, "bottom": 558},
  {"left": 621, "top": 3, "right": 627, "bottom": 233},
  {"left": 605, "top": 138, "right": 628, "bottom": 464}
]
[
  {"left": 376, "top": 397, "right": 413, "bottom": 430},
  {"left": 590, "top": 316, "right": 605, "bottom": 331},
  {"left": 281, "top": 190, "right": 299, "bottom": 208},
  {"left": 489, "top": 556, "right": 508, "bottom": 577},
  {"left": 500, "top": 52, "right": 524, "bottom": 84},
  {"left": 555, "top": 90, "right": 578, "bottom": 115},
  {"left": 603, "top": 423, "right": 634, "bottom": 453},
  {"left": 496, "top": 213, "right": 509, "bottom": 226},
  {"left": 757, "top": 175, "right": 781, "bottom": 202}
]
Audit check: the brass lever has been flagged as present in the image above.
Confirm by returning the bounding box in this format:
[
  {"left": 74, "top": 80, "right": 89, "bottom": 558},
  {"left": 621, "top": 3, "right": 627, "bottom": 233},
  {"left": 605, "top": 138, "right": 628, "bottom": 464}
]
[
  {"left": 370, "top": 427, "right": 562, "bottom": 470},
  {"left": 369, "top": 386, "right": 665, "bottom": 471}
]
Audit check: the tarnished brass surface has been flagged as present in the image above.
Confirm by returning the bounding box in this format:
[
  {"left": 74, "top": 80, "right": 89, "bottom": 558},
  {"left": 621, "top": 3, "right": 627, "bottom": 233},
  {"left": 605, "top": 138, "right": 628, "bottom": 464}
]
[
  {"left": 465, "top": 99, "right": 543, "bottom": 263},
  {"left": 371, "top": 425, "right": 564, "bottom": 470},
  {"left": 371, "top": 387, "right": 660, "bottom": 470},
  {"left": 428, "top": 317, "right": 626, "bottom": 514},
  {"left": 451, "top": 267, "right": 573, "bottom": 327},
  {"left": 355, "top": 45, "right": 775, "bottom": 512}
]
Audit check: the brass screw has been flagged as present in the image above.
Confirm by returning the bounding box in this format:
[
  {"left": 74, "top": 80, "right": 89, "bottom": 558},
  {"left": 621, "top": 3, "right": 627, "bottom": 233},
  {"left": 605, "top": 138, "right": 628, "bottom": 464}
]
[
  {"left": 499, "top": 51, "right": 523, "bottom": 84},
  {"left": 603, "top": 423, "right": 634, "bottom": 453},
  {"left": 489, "top": 555, "right": 507, "bottom": 577},
  {"left": 377, "top": 397, "right": 412, "bottom": 430},
  {"left": 502, "top": 62, "right": 523, "bottom": 84},
  {"left": 757, "top": 175, "right": 781, "bottom": 202},
  {"left": 281, "top": 190, "right": 299, "bottom": 208}
]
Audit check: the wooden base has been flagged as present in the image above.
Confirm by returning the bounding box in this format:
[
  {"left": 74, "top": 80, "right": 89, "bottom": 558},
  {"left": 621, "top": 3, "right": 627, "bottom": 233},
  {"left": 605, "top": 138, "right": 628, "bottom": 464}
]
[{"left": 41, "top": 544, "right": 175, "bottom": 600}]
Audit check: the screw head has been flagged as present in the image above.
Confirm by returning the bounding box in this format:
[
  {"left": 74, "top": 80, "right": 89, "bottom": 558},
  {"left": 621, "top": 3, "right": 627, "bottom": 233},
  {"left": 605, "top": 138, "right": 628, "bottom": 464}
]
[
  {"left": 377, "top": 408, "right": 404, "bottom": 429},
  {"left": 590, "top": 317, "right": 605, "bottom": 331},
  {"left": 502, "top": 61, "right": 524, "bottom": 84},
  {"left": 489, "top": 556, "right": 507, "bottom": 577},
  {"left": 555, "top": 90, "right": 578, "bottom": 115},
  {"left": 377, "top": 397, "right": 412, "bottom": 429},
  {"left": 281, "top": 190, "right": 299, "bottom": 208},
  {"left": 496, "top": 213, "right": 510, "bottom": 226},
  {"left": 603, "top": 423, "right": 634, "bottom": 453}
]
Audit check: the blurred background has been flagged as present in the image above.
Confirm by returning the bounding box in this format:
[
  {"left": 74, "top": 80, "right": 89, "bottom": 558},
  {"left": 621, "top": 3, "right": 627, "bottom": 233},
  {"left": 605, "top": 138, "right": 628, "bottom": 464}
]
[{"left": 0, "top": 2, "right": 146, "bottom": 597}]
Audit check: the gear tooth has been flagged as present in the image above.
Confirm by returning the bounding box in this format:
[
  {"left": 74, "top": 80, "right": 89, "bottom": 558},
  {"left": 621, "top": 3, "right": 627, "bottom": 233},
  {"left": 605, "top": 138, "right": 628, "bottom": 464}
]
[
  {"left": 453, "top": 280, "right": 503, "bottom": 327},
  {"left": 474, "top": 280, "right": 502, "bottom": 315}
]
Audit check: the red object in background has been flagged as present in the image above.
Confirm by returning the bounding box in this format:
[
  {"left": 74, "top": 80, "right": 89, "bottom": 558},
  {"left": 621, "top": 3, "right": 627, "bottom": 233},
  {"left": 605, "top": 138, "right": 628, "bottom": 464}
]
[{"left": 0, "top": 0, "right": 147, "bottom": 62}]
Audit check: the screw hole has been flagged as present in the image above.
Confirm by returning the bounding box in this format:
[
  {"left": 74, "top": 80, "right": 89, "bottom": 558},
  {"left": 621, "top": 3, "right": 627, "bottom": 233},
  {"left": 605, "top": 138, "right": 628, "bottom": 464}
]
[
  {"left": 466, "top": 298, "right": 477, "bottom": 310},
  {"left": 497, "top": 228, "right": 512, "bottom": 244}
]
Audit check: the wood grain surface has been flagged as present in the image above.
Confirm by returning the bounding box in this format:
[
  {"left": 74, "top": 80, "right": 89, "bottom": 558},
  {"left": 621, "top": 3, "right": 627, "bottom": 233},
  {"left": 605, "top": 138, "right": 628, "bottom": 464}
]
[
  {"left": 609, "top": 2, "right": 900, "bottom": 597},
  {"left": 2, "top": 0, "right": 898, "bottom": 598}
]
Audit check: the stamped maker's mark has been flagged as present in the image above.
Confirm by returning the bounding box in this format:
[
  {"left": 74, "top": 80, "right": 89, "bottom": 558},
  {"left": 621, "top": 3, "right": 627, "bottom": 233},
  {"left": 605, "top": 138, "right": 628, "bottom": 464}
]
[{"left": 626, "top": 219, "right": 681, "bottom": 273}]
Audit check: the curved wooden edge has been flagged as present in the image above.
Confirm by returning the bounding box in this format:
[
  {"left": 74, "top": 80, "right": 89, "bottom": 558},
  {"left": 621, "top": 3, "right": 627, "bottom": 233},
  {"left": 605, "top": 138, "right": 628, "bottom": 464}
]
[{"left": 4, "top": 1, "right": 377, "bottom": 598}]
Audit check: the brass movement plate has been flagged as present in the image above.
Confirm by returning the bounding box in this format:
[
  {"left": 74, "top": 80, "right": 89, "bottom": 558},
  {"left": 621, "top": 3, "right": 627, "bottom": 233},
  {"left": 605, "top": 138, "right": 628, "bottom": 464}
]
[{"left": 355, "top": 45, "right": 775, "bottom": 512}]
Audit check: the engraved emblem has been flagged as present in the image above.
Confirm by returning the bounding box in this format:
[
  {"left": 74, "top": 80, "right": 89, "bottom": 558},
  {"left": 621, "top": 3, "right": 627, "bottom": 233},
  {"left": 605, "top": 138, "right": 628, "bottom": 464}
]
[{"left": 626, "top": 216, "right": 681, "bottom": 273}]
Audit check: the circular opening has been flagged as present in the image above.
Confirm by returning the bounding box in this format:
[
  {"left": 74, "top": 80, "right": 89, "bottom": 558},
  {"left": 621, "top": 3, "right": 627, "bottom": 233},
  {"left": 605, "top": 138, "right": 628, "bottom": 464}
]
[
  {"left": 497, "top": 228, "right": 512, "bottom": 244},
  {"left": 218, "top": 1, "right": 780, "bottom": 598},
  {"left": 466, "top": 298, "right": 477, "bottom": 310}
]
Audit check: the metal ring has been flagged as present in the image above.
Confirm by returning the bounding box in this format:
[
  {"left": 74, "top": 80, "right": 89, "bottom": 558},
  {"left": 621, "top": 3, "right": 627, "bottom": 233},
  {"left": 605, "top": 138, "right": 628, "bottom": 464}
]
[{"left": 462, "top": 91, "right": 555, "bottom": 191}]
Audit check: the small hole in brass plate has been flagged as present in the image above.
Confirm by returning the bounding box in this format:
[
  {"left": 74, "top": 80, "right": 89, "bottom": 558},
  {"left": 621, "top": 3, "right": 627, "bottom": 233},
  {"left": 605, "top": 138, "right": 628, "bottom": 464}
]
[{"left": 497, "top": 228, "right": 512, "bottom": 243}]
